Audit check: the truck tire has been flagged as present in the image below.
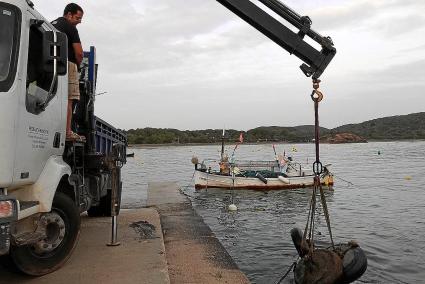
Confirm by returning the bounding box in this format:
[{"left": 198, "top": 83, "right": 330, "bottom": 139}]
[
  {"left": 87, "top": 189, "right": 112, "bottom": 217},
  {"left": 10, "top": 192, "right": 80, "bottom": 276}
]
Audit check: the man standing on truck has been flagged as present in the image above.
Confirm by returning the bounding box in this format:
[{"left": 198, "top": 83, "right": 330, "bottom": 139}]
[{"left": 52, "top": 3, "right": 85, "bottom": 141}]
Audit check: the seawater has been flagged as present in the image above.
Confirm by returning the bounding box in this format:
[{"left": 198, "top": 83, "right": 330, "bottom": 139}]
[{"left": 121, "top": 141, "right": 425, "bottom": 284}]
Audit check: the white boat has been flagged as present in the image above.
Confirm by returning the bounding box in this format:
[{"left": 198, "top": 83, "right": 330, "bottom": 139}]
[{"left": 193, "top": 159, "right": 334, "bottom": 190}]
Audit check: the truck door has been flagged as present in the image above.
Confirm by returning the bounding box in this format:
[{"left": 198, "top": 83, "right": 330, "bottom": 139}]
[
  {"left": 12, "top": 10, "right": 67, "bottom": 186},
  {"left": 0, "top": 2, "right": 21, "bottom": 188}
]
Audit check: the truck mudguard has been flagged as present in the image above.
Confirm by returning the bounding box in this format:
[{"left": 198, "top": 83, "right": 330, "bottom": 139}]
[{"left": 12, "top": 156, "right": 71, "bottom": 214}]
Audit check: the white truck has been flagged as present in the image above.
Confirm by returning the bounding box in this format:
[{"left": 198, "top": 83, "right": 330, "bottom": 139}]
[{"left": 0, "top": 0, "right": 127, "bottom": 275}]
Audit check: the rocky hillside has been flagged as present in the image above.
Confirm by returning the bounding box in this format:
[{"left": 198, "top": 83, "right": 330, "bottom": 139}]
[
  {"left": 125, "top": 112, "right": 425, "bottom": 144},
  {"left": 333, "top": 112, "right": 425, "bottom": 140}
]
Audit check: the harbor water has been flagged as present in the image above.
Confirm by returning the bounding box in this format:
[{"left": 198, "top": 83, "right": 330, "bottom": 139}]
[{"left": 122, "top": 141, "right": 425, "bottom": 283}]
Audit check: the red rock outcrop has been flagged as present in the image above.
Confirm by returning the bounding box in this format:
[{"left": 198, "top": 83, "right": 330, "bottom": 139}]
[{"left": 321, "top": 132, "right": 367, "bottom": 144}]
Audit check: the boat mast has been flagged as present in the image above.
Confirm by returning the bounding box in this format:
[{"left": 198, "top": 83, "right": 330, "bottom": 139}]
[{"left": 221, "top": 128, "right": 225, "bottom": 161}]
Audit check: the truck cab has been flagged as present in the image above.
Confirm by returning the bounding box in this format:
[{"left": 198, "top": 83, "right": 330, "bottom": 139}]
[
  {"left": 0, "top": 0, "right": 126, "bottom": 275},
  {"left": 1, "top": 0, "right": 68, "bottom": 193}
]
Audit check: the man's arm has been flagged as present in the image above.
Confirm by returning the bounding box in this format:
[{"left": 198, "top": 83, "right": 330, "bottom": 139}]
[{"left": 73, "top": 42, "right": 83, "bottom": 66}]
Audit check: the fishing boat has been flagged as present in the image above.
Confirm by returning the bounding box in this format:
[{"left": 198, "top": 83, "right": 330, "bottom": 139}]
[
  {"left": 192, "top": 129, "right": 333, "bottom": 190},
  {"left": 193, "top": 157, "right": 334, "bottom": 190}
]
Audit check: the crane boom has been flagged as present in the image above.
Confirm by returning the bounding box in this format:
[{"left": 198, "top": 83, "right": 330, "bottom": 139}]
[{"left": 216, "top": 0, "right": 336, "bottom": 79}]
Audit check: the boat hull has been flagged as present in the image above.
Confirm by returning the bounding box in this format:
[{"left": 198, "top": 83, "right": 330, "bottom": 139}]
[{"left": 194, "top": 170, "right": 333, "bottom": 190}]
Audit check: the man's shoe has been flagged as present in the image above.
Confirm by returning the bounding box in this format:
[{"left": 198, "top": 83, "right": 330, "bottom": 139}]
[{"left": 66, "top": 132, "right": 86, "bottom": 142}]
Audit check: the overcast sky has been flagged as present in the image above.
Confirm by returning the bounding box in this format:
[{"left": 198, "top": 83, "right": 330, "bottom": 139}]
[{"left": 34, "top": 0, "right": 425, "bottom": 130}]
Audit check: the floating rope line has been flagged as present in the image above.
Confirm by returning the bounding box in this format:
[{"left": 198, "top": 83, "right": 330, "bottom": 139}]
[
  {"left": 332, "top": 174, "right": 355, "bottom": 186},
  {"left": 180, "top": 169, "right": 198, "bottom": 197},
  {"left": 274, "top": 259, "right": 298, "bottom": 284}
]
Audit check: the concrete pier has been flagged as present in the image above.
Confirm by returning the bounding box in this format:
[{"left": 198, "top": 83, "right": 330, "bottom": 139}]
[
  {"left": 0, "top": 208, "right": 169, "bottom": 284},
  {"left": 0, "top": 182, "right": 249, "bottom": 283},
  {"left": 148, "top": 182, "right": 250, "bottom": 284}
]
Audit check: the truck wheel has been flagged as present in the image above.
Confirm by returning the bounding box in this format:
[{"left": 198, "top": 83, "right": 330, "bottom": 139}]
[
  {"left": 10, "top": 192, "right": 80, "bottom": 276},
  {"left": 87, "top": 190, "right": 112, "bottom": 217}
]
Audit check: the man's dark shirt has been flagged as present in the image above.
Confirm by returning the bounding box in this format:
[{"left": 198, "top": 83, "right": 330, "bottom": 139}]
[{"left": 51, "top": 17, "right": 81, "bottom": 65}]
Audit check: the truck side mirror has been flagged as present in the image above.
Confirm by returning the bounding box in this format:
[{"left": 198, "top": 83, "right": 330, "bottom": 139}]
[{"left": 42, "top": 30, "right": 67, "bottom": 76}]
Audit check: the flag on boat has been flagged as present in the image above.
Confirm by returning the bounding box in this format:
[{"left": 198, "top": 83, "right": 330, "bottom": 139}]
[{"left": 231, "top": 133, "right": 243, "bottom": 158}]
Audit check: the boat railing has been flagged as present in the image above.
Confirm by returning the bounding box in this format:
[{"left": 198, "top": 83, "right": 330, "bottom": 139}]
[
  {"left": 199, "top": 159, "right": 280, "bottom": 172},
  {"left": 232, "top": 160, "right": 280, "bottom": 170},
  {"left": 233, "top": 160, "right": 279, "bottom": 165},
  {"left": 197, "top": 158, "right": 328, "bottom": 177},
  {"left": 200, "top": 159, "right": 221, "bottom": 165},
  {"left": 287, "top": 161, "right": 302, "bottom": 171}
]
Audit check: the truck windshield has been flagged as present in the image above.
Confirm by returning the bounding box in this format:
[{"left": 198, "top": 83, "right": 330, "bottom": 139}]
[{"left": 0, "top": 3, "right": 19, "bottom": 89}]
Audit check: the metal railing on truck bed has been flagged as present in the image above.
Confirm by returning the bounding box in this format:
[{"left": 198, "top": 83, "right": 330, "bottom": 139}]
[{"left": 94, "top": 116, "right": 127, "bottom": 155}]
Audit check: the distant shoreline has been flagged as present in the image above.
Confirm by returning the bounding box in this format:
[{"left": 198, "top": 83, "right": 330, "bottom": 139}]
[
  {"left": 128, "top": 142, "right": 293, "bottom": 148},
  {"left": 128, "top": 139, "right": 424, "bottom": 148}
]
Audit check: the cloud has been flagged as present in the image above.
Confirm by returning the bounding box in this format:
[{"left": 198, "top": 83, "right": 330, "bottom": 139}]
[
  {"left": 308, "top": 0, "right": 425, "bottom": 37},
  {"left": 33, "top": 0, "right": 425, "bottom": 130},
  {"left": 366, "top": 59, "right": 425, "bottom": 84}
]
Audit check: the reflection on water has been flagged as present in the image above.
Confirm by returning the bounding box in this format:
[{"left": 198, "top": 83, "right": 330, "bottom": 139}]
[{"left": 121, "top": 141, "right": 425, "bottom": 283}]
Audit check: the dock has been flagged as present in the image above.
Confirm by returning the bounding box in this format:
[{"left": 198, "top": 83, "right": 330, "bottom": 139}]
[{"left": 0, "top": 182, "right": 249, "bottom": 284}]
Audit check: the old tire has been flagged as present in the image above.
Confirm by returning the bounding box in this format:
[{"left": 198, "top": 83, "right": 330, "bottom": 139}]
[
  {"left": 87, "top": 190, "right": 112, "bottom": 217},
  {"left": 10, "top": 192, "right": 80, "bottom": 276},
  {"left": 291, "top": 227, "right": 303, "bottom": 256},
  {"left": 342, "top": 247, "right": 368, "bottom": 283}
]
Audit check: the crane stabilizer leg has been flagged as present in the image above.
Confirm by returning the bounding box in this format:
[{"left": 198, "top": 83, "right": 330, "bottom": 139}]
[{"left": 216, "top": 0, "right": 336, "bottom": 79}]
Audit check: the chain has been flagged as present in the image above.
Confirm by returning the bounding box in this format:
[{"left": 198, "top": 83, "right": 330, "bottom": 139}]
[
  {"left": 311, "top": 78, "right": 323, "bottom": 173},
  {"left": 303, "top": 79, "right": 335, "bottom": 253}
]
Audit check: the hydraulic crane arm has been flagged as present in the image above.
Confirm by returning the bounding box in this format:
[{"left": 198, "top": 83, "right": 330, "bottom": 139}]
[{"left": 216, "top": 0, "right": 336, "bottom": 79}]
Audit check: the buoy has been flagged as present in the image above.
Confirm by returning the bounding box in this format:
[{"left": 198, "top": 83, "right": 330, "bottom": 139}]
[
  {"left": 191, "top": 156, "right": 199, "bottom": 164},
  {"left": 228, "top": 204, "right": 238, "bottom": 211},
  {"left": 324, "top": 175, "right": 334, "bottom": 186},
  {"left": 278, "top": 175, "right": 290, "bottom": 184},
  {"left": 405, "top": 176, "right": 412, "bottom": 180}
]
